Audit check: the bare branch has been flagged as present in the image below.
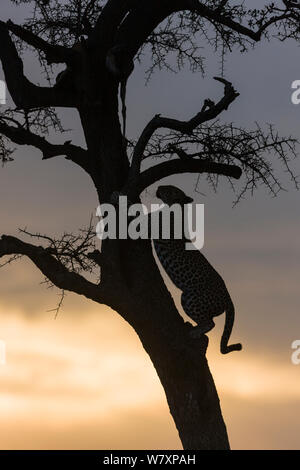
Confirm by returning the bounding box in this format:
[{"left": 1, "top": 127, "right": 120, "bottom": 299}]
[
  {"left": 185, "top": 0, "right": 293, "bottom": 41},
  {"left": 112, "top": 0, "right": 286, "bottom": 59},
  {"left": 0, "top": 22, "right": 77, "bottom": 108},
  {"left": 47, "top": 290, "right": 66, "bottom": 319},
  {"left": 128, "top": 77, "right": 239, "bottom": 181},
  {"left": 215, "top": 0, "right": 229, "bottom": 12},
  {"left": 0, "top": 253, "right": 22, "bottom": 268},
  {"left": 100, "top": 0, "right": 300, "bottom": 83},
  {"left": 129, "top": 159, "right": 242, "bottom": 200},
  {"left": 19, "top": 217, "right": 98, "bottom": 275},
  {"left": 140, "top": 120, "right": 299, "bottom": 203},
  {"left": 282, "top": 0, "right": 300, "bottom": 9},
  {"left": 0, "top": 235, "right": 101, "bottom": 302},
  {"left": 0, "top": 119, "right": 88, "bottom": 167},
  {"left": 4, "top": 20, "right": 78, "bottom": 65}
]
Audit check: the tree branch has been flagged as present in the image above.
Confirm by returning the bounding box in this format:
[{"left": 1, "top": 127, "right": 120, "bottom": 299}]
[
  {"left": 129, "top": 77, "right": 239, "bottom": 180},
  {"left": 0, "top": 22, "right": 77, "bottom": 108},
  {"left": 0, "top": 120, "right": 88, "bottom": 167},
  {"left": 185, "top": 0, "right": 291, "bottom": 41},
  {"left": 282, "top": 0, "right": 300, "bottom": 9},
  {"left": 129, "top": 159, "right": 242, "bottom": 200},
  {"left": 4, "top": 20, "right": 78, "bottom": 65},
  {"left": 88, "top": 0, "right": 134, "bottom": 50},
  {"left": 0, "top": 235, "right": 101, "bottom": 302},
  {"left": 110, "top": 0, "right": 293, "bottom": 71}
]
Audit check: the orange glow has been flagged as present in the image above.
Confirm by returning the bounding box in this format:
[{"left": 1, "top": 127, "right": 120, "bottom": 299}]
[{"left": 0, "top": 301, "right": 299, "bottom": 449}]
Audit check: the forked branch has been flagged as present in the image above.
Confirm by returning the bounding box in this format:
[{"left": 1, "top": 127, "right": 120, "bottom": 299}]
[
  {"left": 0, "top": 235, "right": 101, "bottom": 302},
  {"left": 0, "top": 22, "right": 77, "bottom": 108},
  {"left": 0, "top": 119, "right": 88, "bottom": 168},
  {"left": 129, "top": 77, "right": 239, "bottom": 179},
  {"left": 3, "top": 20, "right": 78, "bottom": 65},
  {"left": 123, "top": 77, "right": 240, "bottom": 199},
  {"left": 111, "top": 0, "right": 296, "bottom": 73}
]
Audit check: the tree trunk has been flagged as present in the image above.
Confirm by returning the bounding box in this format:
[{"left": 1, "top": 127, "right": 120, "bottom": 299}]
[
  {"left": 76, "top": 74, "right": 230, "bottom": 450},
  {"left": 101, "top": 238, "right": 230, "bottom": 450}
]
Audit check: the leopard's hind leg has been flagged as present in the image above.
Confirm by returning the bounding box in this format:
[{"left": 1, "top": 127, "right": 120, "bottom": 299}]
[{"left": 181, "top": 289, "right": 215, "bottom": 335}]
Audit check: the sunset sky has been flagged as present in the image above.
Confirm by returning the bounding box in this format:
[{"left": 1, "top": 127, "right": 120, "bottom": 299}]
[{"left": 0, "top": 0, "right": 299, "bottom": 450}]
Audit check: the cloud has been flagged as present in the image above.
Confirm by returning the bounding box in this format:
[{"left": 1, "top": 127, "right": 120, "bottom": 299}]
[{"left": 0, "top": 307, "right": 299, "bottom": 449}]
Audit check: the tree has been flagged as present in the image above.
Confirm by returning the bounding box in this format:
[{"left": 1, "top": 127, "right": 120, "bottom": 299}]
[{"left": 0, "top": 0, "right": 299, "bottom": 450}]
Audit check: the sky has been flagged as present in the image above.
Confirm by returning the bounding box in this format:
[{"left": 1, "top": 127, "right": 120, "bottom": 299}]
[{"left": 0, "top": 0, "right": 299, "bottom": 450}]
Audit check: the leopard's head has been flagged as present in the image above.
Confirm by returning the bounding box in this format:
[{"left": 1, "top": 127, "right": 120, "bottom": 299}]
[{"left": 156, "top": 185, "right": 193, "bottom": 206}]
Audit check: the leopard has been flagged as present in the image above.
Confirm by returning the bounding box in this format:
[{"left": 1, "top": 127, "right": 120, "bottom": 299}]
[{"left": 154, "top": 185, "right": 242, "bottom": 354}]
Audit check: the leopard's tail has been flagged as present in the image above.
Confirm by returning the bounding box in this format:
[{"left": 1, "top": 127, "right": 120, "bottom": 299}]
[{"left": 221, "top": 299, "right": 242, "bottom": 354}]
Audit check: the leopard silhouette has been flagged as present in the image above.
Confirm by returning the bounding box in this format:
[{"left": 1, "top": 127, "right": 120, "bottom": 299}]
[{"left": 154, "top": 185, "right": 242, "bottom": 354}]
